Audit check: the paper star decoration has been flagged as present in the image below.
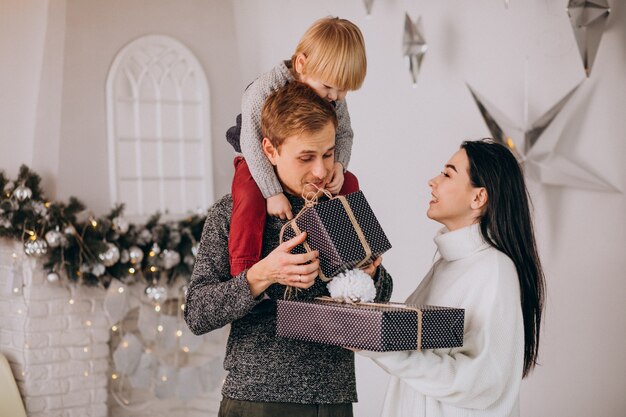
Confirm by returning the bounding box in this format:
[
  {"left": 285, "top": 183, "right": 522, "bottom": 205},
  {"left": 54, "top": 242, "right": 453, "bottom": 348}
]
[
  {"left": 403, "top": 13, "right": 428, "bottom": 86},
  {"left": 567, "top": 0, "right": 611, "bottom": 77},
  {"left": 362, "top": 0, "right": 374, "bottom": 16},
  {"left": 467, "top": 83, "right": 618, "bottom": 192}
]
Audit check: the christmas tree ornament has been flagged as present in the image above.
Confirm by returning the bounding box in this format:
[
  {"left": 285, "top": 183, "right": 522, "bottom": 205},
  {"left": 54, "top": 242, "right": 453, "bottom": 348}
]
[
  {"left": 47, "top": 271, "right": 60, "bottom": 283},
  {"left": 567, "top": 0, "right": 611, "bottom": 77},
  {"left": 64, "top": 224, "right": 77, "bottom": 235},
  {"left": 161, "top": 249, "right": 181, "bottom": 270},
  {"left": 145, "top": 282, "right": 168, "bottom": 303},
  {"left": 184, "top": 255, "right": 195, "bottom": 267},
  {"left": 45, "top": 229, "right": 64, "bottom": 248},
  {"left": 113, "top": 216, "right": 130, "bottom": 234},
  {"left": 3, "top": 181, "right": 15, "bottom": 195},
  {"left": 403, "top": 13, "right": 428, "bottom": 86},
  {"left": 191, "top": 243, "right": 199, "bottom": 257},
  {"left": 98, "top": 242, "right": 121, "bottom": 267},
  {"left": 150, "top": 243, "right": 161, "bottom": 256},
  {"left": 120, "top": 249, "right": 130, "bottom": 264},
  {"left": 0, "top": 198, "right": 18, "bottom": 213},
  {"left": 129, "top": 246, "right": 144, "bottom": 264},
  {"left": 24, "top": 237, "right": 48, "bottom": 257},
  {"left": 92, "top": 263, "right": 106, "bottom": 277},
  {"left": 13, "top": 184, "right": 33, "bottom": 202}
]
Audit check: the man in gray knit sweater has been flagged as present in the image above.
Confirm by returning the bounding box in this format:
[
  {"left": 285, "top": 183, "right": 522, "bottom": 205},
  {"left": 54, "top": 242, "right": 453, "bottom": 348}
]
[{"left": 184, "top": 82, "right": 393, "bottom": 417}]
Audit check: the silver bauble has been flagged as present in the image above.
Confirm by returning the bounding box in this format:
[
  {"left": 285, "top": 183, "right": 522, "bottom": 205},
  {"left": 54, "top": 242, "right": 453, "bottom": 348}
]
[
  {"left": 79, "top": 263, "right": 91, "bottom": 273},
  {"left": 45, "top": 230, "right": 64, "bottom": 248},
  {"left": 161, "top": 249, "right": 181, "bottom": 270},
  {"left": 144, "top": 284, "right": 168, "bottom": 303},
  {"left": 47, "top": 272, "right": 60, "bottom": 283},
  {"left": 13, "top": 185, "right": 33, "bottom": 202},
  {"left": 150, "top": 243, "right": 161, "bottom": 256},
  {"left": 120, "top": 249, "right": 130, "bottom": 264},
  {"left": 191, "top": 244, "right": 199, "bottom": 257},
  {"left": 112, "top": 217, "right": 130, "bottom": 234},
  {"left": 24, "top": 238, "right": 48, "bottom": 257},
  {"left": 3, "top": 181, "right": 15, "bottom": 194},
  {"left": 184, "top": 255, "right": 195, "bottom": 266},
  {"left": 91, "top": 263, "right": 106, "bottom": 277},
  {"left": 129, "top": 246, "right": 144, "bottom": 264},
  {"left": 64, "top": 224, "right": 76, "bottom": 235},
  {"left": 98, "top": 243, "right": 120, "bottom": 267},
  {"left": 137, "top": 229, "right": 152, "bottom": 245}
]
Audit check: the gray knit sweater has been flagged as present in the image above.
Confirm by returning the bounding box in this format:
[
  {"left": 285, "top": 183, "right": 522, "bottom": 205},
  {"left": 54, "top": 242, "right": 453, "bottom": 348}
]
[
  {"left": 184, "top": 193, "right": 393, "bottom": 404},
  {"left": 240, "top": 61, "right": 355, "bottom": 198}
]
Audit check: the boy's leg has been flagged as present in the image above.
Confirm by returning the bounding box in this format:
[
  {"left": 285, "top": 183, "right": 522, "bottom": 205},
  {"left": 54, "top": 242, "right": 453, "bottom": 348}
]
[
  {"left": 229, "top": 157, "right": 266, "bottom": 276},
  {"left": 338, "top": 171, "right": 359, "bottom": 195}
]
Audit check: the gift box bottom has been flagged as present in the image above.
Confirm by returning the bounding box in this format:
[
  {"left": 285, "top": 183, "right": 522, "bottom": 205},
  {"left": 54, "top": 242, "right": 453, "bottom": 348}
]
[{"left": 276, "top": 300, "right": 464, "bottom": 352}]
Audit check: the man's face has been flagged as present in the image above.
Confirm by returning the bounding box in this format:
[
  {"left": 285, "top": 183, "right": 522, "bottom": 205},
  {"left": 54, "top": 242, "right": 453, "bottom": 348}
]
[{"left": 263, "top": 121, "right": 336, "bottom": 197}]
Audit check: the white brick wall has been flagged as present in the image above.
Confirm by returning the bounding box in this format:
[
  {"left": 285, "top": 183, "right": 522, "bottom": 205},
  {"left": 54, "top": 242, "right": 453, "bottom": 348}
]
[
  {"left": 0, "top": 239, "right": 109, "bottom": 417},
  {"left": 0, "top": 239, "right": 226, "bottom": 417}
]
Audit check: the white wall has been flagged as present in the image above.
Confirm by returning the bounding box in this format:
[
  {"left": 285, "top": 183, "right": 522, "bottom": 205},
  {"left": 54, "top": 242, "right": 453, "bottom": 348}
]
[
  {"left": 55, "top": 0, "right": 242, "bottom": 210},
  {"left": 231, "top": 1, "right": 626, "bottom": 416}
]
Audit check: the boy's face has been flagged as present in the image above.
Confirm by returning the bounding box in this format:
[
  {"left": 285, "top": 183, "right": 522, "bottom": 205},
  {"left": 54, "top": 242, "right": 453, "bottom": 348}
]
[
  {"left": 263, "top": 121, "right": 336, "bottom": 198},
  {"left": 299, "top": 74, "right": 347, "bottom": 102},
  {"left": 294, "top": 54, "right": 347, "bottom": 102}
]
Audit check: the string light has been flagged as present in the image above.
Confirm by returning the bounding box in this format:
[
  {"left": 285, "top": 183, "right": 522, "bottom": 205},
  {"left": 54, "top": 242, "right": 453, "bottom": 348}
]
[
  {"left": 176, "top": 330, "right": 182, "bottom": 337},
  {"left": 111, "top": 373, "right": 118, "bottom": 380},
  {"left": 149, "top": 266, "right": 157, "bottom": 273},
  {"left": 154, "top": 305, "right": 161, "bottom": 312},
  {"left": 69, "top": 299, "right": 75, "bottom": 305},
  {"left": 182, "top": 346, "right": 190, "bottom": 353},
  {"left": 83, "top": 347, "right": 89, "bottom": 353},
  {"left": 85, "top": 320, "right": 92, "bottom": 327},
  {"left": 128, "top": 267, "right": 135, "bottom": 274},
  {"left": 157, "top": 325, "right": 164, "bottom": 332},
  {"left": 117, "top": 287, "right": 124, "bottom": 293},
  {"left": 111, "top": 325, "right": 118, "bottom": 332}
]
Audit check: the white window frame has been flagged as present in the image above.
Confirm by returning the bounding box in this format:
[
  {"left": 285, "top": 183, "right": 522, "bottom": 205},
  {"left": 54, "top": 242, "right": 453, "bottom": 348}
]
[{"left": 106, "top": 34, "right": 213, "bottom": 219}]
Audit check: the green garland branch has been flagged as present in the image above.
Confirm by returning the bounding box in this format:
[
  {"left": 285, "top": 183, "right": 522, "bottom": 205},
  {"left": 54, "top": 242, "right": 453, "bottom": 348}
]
[{"left": 0, "top": 165, "right": 205, "bottom": 288}]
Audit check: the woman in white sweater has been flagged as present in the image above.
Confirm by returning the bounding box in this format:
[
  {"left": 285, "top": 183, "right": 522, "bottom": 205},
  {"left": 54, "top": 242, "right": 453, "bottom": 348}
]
[{"left": 359, "top": 139, "right": 546, "bottom": 417}]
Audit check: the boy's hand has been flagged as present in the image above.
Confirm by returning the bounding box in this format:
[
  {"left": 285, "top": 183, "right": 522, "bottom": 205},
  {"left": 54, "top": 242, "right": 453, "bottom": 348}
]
[
  {"left": 326, "top": 162, "right": 345, "bottom": 195},
  {"left": 267, "top": 193, "right": 293, "bottom": 220}
]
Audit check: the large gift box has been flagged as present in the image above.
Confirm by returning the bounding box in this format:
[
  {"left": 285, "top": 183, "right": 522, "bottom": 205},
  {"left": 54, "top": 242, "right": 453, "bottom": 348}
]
[
  {"left": 276, "top": 299, "right": 465, "bottom": 351},
  {"left": 281, "top": 190, "right": 392, "bottom": 280}
]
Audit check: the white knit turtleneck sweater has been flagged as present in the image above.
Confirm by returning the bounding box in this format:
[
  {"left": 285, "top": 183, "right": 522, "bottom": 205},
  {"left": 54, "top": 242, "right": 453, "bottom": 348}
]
[{"left": 359, "top": 223, "right": 524, "bottom": 417}]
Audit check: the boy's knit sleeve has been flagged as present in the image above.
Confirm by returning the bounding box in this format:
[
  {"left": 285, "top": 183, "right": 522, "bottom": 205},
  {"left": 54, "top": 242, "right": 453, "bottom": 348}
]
[
  {"left": 184, "top": 196, "right": 260, "bottom": 335},
  {"left": 239, "top": 75, "right": 284, "bottom": 199},
  {"left": 334, "top": 99, "right": 354, "bottom": 171}
]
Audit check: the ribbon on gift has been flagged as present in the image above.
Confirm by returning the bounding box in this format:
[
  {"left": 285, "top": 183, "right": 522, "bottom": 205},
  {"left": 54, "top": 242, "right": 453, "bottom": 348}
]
[
  {"left": 279, "top": 185, "right": 373, "bottom": 283},
  {"left": 315, "top": 296, "right": 424, "bottom": 350}
]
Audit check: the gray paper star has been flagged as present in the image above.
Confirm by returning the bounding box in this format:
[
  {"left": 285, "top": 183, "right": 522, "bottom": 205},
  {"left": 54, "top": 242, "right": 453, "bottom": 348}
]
[
  {"left": 467, "top": 83, "right": 618, "bottom": 192},
  {"left": 567, "top": 0, "right": 611, "bottom": 77},
  {"left": 403, "top": 13, "right": 428, "bottom": 86},
  {"left": 363, "top": 0, "right": 374, "bottom": 16}
]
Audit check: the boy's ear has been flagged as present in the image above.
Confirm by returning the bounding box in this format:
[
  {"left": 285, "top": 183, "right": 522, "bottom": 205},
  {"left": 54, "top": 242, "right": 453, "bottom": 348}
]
[
  {"left": 294, "top": 54, "right": 307, "bottom": 75},
  {"left": 471, "top": 187, "right": 488, "bottom": 211},
  {"left": 262, "top": 137, "right": 278, "bottom": 166}
]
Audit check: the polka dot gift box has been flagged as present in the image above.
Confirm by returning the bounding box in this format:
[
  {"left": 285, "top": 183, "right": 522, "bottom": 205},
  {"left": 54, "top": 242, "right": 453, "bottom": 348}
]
[
  {"left": 276, "top": 299, "right": 465, "bottom": 352},
  {"left": 281, "top": 191, "right": 392, "bottom": 281}
]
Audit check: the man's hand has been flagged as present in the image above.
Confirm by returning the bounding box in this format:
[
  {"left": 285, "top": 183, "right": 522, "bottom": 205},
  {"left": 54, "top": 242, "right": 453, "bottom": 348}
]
[
  {"left": 361, "top": 256, "right": 382, "bottom": 278},
  {"left": 267, "top": 193, "right": 293, "bottom": 220},
  {"left": 246, "top": 232, "right": 319, "bottom": 297},
  {"left": 326, "top": 162, "right": 345, "bottom": 195}
]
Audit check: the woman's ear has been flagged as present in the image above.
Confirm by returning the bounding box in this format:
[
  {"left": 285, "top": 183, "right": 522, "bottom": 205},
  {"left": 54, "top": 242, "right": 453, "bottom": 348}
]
[
  {"left": 262, "top": 137, "right": 278, "bottom": 166},
  {"left": 294, "top": 53, "right": 307, "bottom": 75},
  {"left": 471, "top": 187, "right": 488, "bottom": 210}
]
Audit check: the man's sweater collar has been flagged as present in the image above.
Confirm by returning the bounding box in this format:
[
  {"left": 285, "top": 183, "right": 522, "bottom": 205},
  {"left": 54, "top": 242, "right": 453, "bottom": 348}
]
[{"left": 434, "top": 223, "right": 491, "bottom": 262}]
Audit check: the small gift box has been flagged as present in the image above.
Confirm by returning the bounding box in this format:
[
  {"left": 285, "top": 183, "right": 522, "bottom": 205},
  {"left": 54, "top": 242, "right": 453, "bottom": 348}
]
[
  {"left": 280, "top": 190, "right": 392, "bottom": 280},
  {"left": 276, "top": 299, "right": 465, "bottom": 352}
]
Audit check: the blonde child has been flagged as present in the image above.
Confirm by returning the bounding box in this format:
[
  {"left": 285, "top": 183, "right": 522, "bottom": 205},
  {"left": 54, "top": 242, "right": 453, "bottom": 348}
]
[{"left": 226, "top": 17, "right": 367, "bottom": 276}]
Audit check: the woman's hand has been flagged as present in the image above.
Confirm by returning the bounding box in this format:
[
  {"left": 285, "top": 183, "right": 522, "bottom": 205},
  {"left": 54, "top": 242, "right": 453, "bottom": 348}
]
[{"left": 246, "top": 232, "right": 319, "bottom": 297}]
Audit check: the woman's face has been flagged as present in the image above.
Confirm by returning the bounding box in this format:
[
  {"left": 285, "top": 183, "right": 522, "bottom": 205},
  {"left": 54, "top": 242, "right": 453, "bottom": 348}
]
[{"left": 427, "top": 149, "right": 484, "bottom": 231}]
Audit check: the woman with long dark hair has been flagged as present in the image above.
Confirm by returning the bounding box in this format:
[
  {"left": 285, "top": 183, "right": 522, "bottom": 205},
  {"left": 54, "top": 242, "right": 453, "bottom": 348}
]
[{"left": 359, "top": 139, "right": 545, "bottom": 417}]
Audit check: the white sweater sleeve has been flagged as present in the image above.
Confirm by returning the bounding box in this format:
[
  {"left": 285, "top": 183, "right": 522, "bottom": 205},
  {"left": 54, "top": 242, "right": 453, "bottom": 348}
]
[{"left": 359, "top": 255, "right": 523, "bottom": 409}]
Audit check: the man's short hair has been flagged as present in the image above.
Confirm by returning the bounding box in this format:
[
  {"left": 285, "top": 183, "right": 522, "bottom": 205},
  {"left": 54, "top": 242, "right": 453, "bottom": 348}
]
[{"left": 261, "top": 82, "right": 338, "bottom": 149}]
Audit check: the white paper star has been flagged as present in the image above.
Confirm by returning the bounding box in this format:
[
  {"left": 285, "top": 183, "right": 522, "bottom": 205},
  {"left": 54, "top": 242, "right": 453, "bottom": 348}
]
[
  {"left": 567, "top": 0, "right": 611, "bottom": 77},
  {"left": 467, "top": 83, "right": 618, "bottom": 192},
  {"left": 403, "top": 13, "right": 428, "bottom": 86}
]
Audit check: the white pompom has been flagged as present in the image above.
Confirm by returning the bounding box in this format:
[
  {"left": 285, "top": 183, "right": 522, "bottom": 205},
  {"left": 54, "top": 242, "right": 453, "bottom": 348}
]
[{"left": 327, "top": 268, "right": 376, "bottom": 303}]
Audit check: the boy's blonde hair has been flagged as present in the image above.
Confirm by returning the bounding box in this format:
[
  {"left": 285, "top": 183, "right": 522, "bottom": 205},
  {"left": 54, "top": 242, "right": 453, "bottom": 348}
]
[
  {"left": 262, "top": 82, "right": 337, "bottom": 150},
  {"left": 291, "top": 17, "right": 367, "bottom": 91}
]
